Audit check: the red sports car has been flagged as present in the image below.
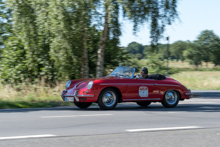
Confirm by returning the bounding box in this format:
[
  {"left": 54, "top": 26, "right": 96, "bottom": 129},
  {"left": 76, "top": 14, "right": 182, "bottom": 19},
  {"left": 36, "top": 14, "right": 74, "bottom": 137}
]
[{"left": 61, "top": 66, "right": 192, "bottom": 110}]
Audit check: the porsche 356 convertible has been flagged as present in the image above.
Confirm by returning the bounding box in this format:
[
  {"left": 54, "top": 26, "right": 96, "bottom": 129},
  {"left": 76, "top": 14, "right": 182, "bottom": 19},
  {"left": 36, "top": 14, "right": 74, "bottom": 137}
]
[{"left": 61, "top": 66, "right": 192, "bottom": 110}]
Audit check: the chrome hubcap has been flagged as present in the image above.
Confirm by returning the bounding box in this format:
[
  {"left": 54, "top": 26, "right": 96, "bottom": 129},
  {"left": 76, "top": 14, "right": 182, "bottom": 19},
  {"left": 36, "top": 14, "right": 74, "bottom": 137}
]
[
  {"left": 102, "top": 91, "right": 116, "bottom": 107},
  {"left": 165, "top": 90, "right": 178, "bottom": 105}
]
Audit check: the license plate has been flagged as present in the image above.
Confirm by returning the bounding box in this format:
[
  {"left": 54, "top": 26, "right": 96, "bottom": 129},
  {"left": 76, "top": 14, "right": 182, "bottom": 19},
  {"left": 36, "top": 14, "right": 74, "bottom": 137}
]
[{"left": 64, "top": 97, "right": 74, "bottom": 101}]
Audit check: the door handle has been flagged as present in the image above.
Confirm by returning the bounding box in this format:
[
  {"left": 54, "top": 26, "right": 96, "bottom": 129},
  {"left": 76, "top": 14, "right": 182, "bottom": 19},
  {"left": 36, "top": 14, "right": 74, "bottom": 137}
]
[{"left": 154, "top": 83, "right": 158, "bottom": 86}]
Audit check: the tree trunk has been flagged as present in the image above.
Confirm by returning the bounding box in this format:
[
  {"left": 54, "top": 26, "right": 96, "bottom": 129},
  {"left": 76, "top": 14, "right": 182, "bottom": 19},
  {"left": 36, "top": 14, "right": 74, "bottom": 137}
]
[
  {"left": 81, "top": 27, "right": 89, "bottom": 78},
  {"left": 96, "top": 11, "right": 108, "bottom": 78}
]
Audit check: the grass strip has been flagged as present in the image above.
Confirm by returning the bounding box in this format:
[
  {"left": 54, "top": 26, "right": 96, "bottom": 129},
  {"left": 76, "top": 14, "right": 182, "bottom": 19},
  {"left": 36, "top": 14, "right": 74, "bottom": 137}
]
[
  {"left": 171, "top": 71, "right": 220, "bottom": 90},
  {"left": 0, "top": 101, "right": 74, "bottom": 109}
]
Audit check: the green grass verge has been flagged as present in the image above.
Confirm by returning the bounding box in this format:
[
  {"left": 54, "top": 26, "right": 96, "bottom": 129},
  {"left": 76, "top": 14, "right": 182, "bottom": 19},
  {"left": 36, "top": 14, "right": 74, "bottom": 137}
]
[
  {"left": 171, "top": 71, "right": 220, "bottom": 90},
  {"left": 0, "top": 101, "right": 74, "bottom": 109}
]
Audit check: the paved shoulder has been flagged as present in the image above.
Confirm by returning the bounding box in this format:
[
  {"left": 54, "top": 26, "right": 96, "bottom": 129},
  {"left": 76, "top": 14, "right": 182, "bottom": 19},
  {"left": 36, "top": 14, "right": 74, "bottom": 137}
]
[{"left": 191, "top": 90, "right": 220, "bottom": 99}]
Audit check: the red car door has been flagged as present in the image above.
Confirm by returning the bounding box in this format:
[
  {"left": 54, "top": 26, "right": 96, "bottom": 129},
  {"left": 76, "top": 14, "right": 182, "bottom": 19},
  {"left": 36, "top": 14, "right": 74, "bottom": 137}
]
[{"left": 124, "top": 78, "right": 160, "bottom": 101}]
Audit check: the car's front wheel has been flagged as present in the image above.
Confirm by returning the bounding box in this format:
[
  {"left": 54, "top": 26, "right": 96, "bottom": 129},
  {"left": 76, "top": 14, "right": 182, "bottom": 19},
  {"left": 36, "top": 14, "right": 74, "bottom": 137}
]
[
  {"left": 74, "top": 102, "right": 92, "bottom": 109},
  {"left": 98, "top": 88, "right": 118, "bottom": 110},
  {"left": 162, "top": 90, "right": 179, "bottom": 108},
  {"left": 136, "top": 101, "right": 151, "bottom": 107}
]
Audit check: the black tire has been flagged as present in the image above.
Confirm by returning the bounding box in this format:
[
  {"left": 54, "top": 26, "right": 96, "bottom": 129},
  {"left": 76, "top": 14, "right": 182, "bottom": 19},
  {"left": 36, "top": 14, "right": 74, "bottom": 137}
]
[
  {"left": 136, "top": 101, "right": 151, "bottom": 107},
  {"left": 162, "top": 90, "right": 179, "bottom": 108},
  {"left": 74, "top": 102, "right": 92, "bottom": 109},
  {"left": 98, "top": 88, "right": 118, "bottom": 110}
]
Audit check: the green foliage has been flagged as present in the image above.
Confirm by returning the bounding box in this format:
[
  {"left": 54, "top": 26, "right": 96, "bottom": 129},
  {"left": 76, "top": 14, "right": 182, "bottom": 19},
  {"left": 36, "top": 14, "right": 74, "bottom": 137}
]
[
  {"left": 0, "top": 0, "right": 12, "bottom": 58},
  {"left": 0, "top": 0, "right": 179, "bottom": 84},
  {"left": 196, "top": 30, "right": 220, "bottom": 66},
  {"left": 124, "top": 42, "right": 144, "bottom": 58},
  {"left": 1, "top": 0, "right": 128, "bottom": 83},
  {"left": 123, "top": 42, "right": 144, "bottom": 60},
  {"left": 121, "top": 56, "right": 142, "bottom": 73},
  {"left": 211, "top": 42, "right": 220, "bottom": 66},
  {"left": 4, "top": 0, "right": 57, "bottom": 82},
  {"left": 183, "top": 30, "right": 220, "bottom": 67},
  {"left": 104, "top": 40, "right": 128, "bottom": 75},
  {"left": 122, "top": 0, "right": 178, "bottom": 47},
  {"left": 170, "top": 41, "right": 188, "bottom": 61},
  {"left": 183, "top": 42, "right": 202, "bottom": 67},
  {"left": 145, "top": 53, "right": 179, "bottom": 75},
  {"left": 0, "top": 37, "right": 29, "bottom": 83}
]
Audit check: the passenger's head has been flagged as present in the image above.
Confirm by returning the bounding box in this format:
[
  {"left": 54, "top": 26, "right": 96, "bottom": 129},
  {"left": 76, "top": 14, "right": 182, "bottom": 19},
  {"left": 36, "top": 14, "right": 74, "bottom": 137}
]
[{"left": 141, "top": 67, "right": 148, "bottom": 77}]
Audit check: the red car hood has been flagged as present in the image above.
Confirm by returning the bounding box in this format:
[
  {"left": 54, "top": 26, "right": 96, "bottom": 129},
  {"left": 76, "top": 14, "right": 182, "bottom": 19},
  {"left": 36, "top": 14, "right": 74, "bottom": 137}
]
[
  {"left": 67, "top": 76, "right": 119, "bottom": 90},
  {"left": 72, "top": 76, "right": 120, "bottom": 82}
]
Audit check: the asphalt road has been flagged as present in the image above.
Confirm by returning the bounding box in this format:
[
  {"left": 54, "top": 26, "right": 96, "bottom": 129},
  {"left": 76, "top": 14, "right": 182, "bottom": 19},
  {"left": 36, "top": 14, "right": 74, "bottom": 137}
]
[{"left": 0, "top": 90, "right": 220, "bottom": 147}]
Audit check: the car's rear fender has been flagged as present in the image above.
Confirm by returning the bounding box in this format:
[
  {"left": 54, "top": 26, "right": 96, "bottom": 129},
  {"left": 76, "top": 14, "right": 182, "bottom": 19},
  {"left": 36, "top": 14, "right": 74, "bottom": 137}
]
[{"left": 162, "top": 89, "right": 189, "bottom": 101}]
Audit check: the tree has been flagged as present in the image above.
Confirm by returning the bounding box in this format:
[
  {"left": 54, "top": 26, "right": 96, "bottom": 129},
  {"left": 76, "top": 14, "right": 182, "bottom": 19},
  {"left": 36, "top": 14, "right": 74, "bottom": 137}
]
[
  {"left": 0, "top": 0, "right": 12, "bottom": 58},
  {"left": 5, "top": 0, "right": 59, "bottom": 82},
  {"left": 1, "top": 0, "right": 128, "bottom": 82},
  {"left": 2, "top": 0, "right": 179, "bottom": 82},
  {"left": 75, "top": 0, "right": 98, "bottom": 78},
  {"left": 183, "top": 42, "right": 202, "bottom": 67},
  {"left": 96, "top": 0, "right": 178, "bottom": 77},
  {"left": 170, "top": 41, "right": 188, "bottom": 62},
  {"left": 146, "top": 53, "right": 178, "bottom": 75},
  {"left": 96, "top": 0, "right": 121, "bottom": 77},
  {"left": 210, "top": 39, "right": 220, "bottom": 66},
  {"left": 123, "top": 0, "right": 178, "bottom": 47},
  {"left": 0, "top": 37, "right": 28, "bottom": 83},
  {"left": 196, "top": 30, "right": 220, "bottom": 66},
  {"left": 125, "top": 42, "right": 144, "bottom": 54}
]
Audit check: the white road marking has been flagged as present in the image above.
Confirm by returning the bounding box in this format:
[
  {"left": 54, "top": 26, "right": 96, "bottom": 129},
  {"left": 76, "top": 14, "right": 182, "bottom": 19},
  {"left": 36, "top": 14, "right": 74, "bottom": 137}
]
[
  {"left": 0, "top": 134, "right": 56, "bottom": 140},
  {"left": 196, "top": 102, "right": 217, "bottom": 104},
  {"left": 41, "top": 114, "right": 113, "bottom": 118},
  {"left": 126, "top": 126, "right": 202, "bottom": 132}
]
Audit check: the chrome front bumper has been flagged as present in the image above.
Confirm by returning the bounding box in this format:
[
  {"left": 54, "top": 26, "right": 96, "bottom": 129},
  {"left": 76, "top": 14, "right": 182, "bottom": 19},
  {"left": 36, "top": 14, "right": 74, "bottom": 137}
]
[{"left": 61, "top": 90, "right": 94, "bottom": 102}]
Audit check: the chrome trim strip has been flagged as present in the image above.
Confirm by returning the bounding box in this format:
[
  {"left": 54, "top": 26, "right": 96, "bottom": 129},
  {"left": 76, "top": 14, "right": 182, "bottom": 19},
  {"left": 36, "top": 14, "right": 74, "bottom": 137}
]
[
  {"left": 100, "top": 83, "right": 180, "bottom": 86},
  {"left": 74, "top": 90, "right": 79, "bottom": 101},
  {"left": 185, "top": 93, "right": 192, "bottom": 95},
  {"left": 77, "top": 94, "right": 94, "bottom": 97},
  {"left": 158, "top": 84, "right": 180, "bottom": 87},
  {"left": 63, "top": 95, "right": 75, "bottom": 97},
  {"left": 100, "top": 83, "right": 155, "bottom": 86},
  {"left": 63, "top": 94, "right": 94, "bottom": 97},
  {"left": 123, "top": 98, "right": 161, "bottom": 101}
]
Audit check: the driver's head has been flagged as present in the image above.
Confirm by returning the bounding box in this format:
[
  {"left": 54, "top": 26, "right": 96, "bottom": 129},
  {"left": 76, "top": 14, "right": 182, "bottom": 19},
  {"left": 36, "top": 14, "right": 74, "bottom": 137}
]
[{"left": 141, "top": 67, "right": 148, "bottom": 77}]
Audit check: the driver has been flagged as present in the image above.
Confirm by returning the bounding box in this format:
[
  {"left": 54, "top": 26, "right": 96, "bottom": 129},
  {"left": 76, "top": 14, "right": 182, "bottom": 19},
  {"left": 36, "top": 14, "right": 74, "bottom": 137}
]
[{"left": 140, "top": 67, "right": 150, "bottom": 79}]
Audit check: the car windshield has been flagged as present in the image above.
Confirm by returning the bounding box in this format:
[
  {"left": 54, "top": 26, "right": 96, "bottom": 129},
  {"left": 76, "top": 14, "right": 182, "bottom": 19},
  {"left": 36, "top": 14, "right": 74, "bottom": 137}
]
[{"left": 109, "top": 66, "right": 135, "bottom": 78}]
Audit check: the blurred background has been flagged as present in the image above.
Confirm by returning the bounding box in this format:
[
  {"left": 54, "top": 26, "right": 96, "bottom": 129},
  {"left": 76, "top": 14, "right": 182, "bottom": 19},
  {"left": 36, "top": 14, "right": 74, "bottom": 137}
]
[{"left": 0, "top": 0, "right": 219, "bottom": 108}]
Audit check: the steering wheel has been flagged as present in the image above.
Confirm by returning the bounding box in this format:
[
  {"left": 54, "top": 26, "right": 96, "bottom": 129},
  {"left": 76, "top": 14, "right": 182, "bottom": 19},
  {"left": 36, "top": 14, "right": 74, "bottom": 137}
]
[
  {"left": 124, "top": 74, "right": 130, "bottom": 78},
  {"left": 134, "top": 74, "right": 140, "bottom": 79},
  {"left": 118, "top": 74, "right": 129, "bottom": 78}
]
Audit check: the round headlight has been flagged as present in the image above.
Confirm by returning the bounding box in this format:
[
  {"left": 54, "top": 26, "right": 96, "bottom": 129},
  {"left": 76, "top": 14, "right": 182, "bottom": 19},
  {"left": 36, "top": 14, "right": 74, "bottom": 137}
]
[
  {"left": 87, "top": 81, "right": 93, "bottom": 90},
  {"left": 65, "top": 80, "right": 71, "bottom": 89}
]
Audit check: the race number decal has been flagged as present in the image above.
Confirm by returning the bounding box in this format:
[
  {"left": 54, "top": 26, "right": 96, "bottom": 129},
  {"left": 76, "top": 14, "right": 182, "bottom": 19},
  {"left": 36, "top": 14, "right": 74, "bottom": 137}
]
[{"left": 139, "top": 86, "right": 148, "bottom": 97}]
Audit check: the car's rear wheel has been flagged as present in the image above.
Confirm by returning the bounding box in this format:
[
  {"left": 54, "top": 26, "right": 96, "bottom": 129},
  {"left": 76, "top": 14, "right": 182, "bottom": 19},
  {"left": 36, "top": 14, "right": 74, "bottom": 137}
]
[
  {"left": 162, "top": 90, "right": 179, "bottom": 108},
  {"left": 98, "top": 88, "right": 118, "bottom": 110},
  {"left": 74, "top": 102, "right": 92, "bottom": 109},
  {"left": 136, "top": 101, "right": 151, "bottom": 107}
]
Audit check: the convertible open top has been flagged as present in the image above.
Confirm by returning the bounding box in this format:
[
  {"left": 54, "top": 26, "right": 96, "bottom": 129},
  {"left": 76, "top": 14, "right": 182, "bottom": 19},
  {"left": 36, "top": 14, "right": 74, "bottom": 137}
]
[{"left": 148, "top": 74, "right": 166, "bottom": 80}]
